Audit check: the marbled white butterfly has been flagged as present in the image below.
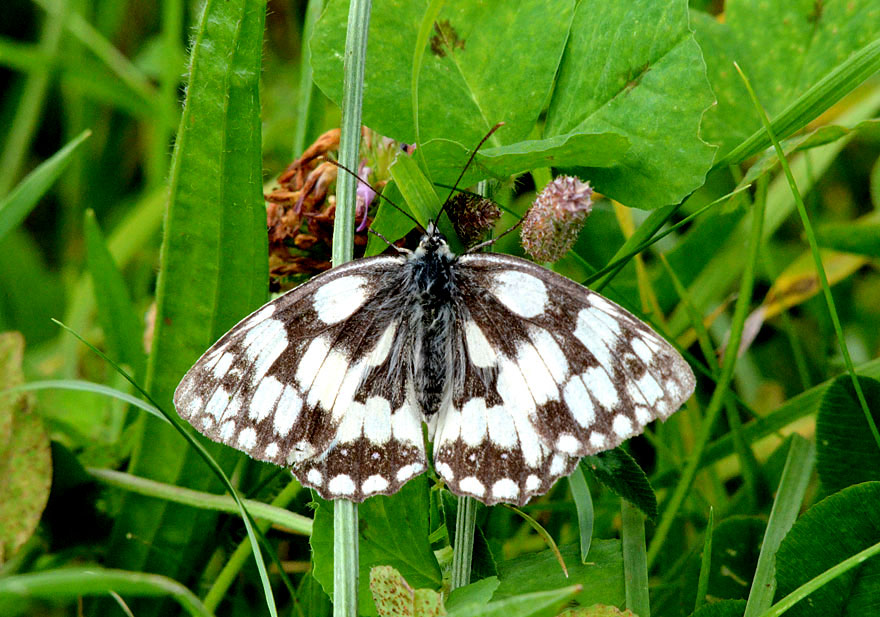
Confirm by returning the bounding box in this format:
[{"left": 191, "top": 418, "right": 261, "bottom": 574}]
[{"left": 174, "top": 190, "right": 696, "bottom": 505}]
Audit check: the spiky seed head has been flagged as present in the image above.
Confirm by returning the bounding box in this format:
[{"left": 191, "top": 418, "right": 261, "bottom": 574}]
[
  {"left": 521, "top": 176, "right": 593, "bottom": 262},
  {"left": 448, "top": 192, "right": 502, "bottom": 247}
]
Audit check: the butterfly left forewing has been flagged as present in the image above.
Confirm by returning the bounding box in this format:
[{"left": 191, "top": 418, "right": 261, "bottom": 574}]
[
  {"left": 174, "top": 255, "right": 427, "bottom": 501},
  {"left": 432, "top": 252, "right": 695, "bottom": 504}
]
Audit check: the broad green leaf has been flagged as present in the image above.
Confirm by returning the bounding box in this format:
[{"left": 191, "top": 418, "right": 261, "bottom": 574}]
[
  {"left": 0, "top": 332, "right": 51, "bottom": 563},
  {"left": 312, "top": 0, "right": 576, "bottom": 147},
  {"left": 493, "top": 541, "right": 624, "bottom": 608},
  {"left": 545, "top": 0, "right": 716, "bottom": 208},
  {"left": 311, "top": 476, "right": 442, "bottom": 617},
  {"left": 297, "top": 572, "right": 332, "bottom": 617},
  {"left": 0, "top": 129, "right": 90, "bottom": 242},
  {"left": 445, "top": 577, "right": 500, "bottom": 613},
  {"left": 365, "top": 181, "right": 418, "bottom": 256},
  {"left": 703, "top": 517, "right": 764, "bottom": 602},
  {"left": 693, "top": 0, "right": 880, "bottom": 159},
  {"left": 83, "top": 210, "right": 146, "bottom": 377},
  {"left": 582, "top": 448, "right": 657, "bottom": 520},
  {"left": 104, "top": 0, "right": 269, "bottom": 598},
  {"left": 369, "top": 566, "right": 445, "bottom": 617},
  {"left": 774, "top": 482, "right": 880, "bottom": 617},
  {"left": 448, "top": 585, "right": 581, "bottom": 617},
  {"left": 816, "top": 376, "right": 880, "bottom": 495}
]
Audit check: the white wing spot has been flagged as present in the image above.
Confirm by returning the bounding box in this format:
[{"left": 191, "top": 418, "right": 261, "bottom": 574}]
[
  {"left": 465, "top": 320, "right": 497, "bottom": 367},
  {"left": 206, "top": 388, "right": 230, "bottom": 419},
  {"left": 240, "top": 304, "right": 276, "bottom": 331},
  {"left": 265, "top": 442, "right": 279, "bottom": 458},
  {"left": 211, "top": 353, "right": 235, "bottom": 379},
  {"left": 220, "top": 420, "right": 235, "bottom": 441},
  {"left": 526, "top": 474, "right": 541, "bottom": 491},
  {"left": 549, "top": 453, "right": 566, "bottom": 476},
  {"left": 273, "top": 385, "right": 303, "bottom": 437},
  {"left": 332, "top": 359, "right": 366, "bottom": 422},
  {"left": 590, "top": 432, "right": 606, "bottom": 449},
  {"left": 492, "top": 478, "right": 519, "bottom": 501},
  {"left": 582, "top": 366, "right": 620, "bottom": 409},
  {"left": 491, "top": 270, "right": 548, "bottom": 318},
  {"left": 363, "top": 397, "right": 392, "bottom": 445},
  {"left": 313, "top": 275, "right": 368, "bottom": 324},
  {"left": 396, "top": 463, "right": 423, "bottom": 482},
  {"left": 436, "top": 462, "right": 454, "bottom": 480},
  {"left": 574, "top": 309, "right": 614, "bottom": 369},
  {"left": 362, "top": 475, "right": 389, "bottom": 495},
  {"left": 328, "top": 474, "right": 356, "bottom": 496},
  {"left": 486, "top": 404, "right": 518, "bottom": 449},
  {"left": 296, "top": 337, "right": 330, "bottom": 388},
  {"left": 460, "top": 476, "right": 486, "bottom": 497},
  {"left": 288, "top": 440, "right": 316, "bottom": 465},
  {"left": 251, "top": 376, "right": 284, "bottom": 422},
  {"left": 306, "top": 469, "right": 323, "bottom": 486},
  {"left": 564, "top": 376, "right": 595, "bottom": 428},
  {"left": 613, "top": 414, "right": 634, "bottom": 438},
  {"left": 237, "top": 427, "right": 257, "bottom": 450},
  {"left": 516, "top": 342, "right": 558, "bottom": 406},
  {"left": 308, "top": 349, "right": 350, "bottom": 410},
  {"left": 634, "top": 406, "right": 652, "bottom": 425},
  {"left": 391, "top": 403, "right": 423, "bottom": 446},
  {"left": 335, "top": 401, "right": 365, "bottom": 444},
  {"left": 460, "top": 398, "right": 488, "bottom": 447},
  {"left": 556, "top": 433, "right": 581, "bottom": 454},
  {"left": 529, "top": 327, "right": 569, "bottom": 381},
  {"left": 367, "top": 321, "right": 397, "bottom": 368}
]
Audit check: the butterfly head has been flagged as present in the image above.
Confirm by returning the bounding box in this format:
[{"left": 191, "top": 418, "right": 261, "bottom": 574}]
[{"left": 413, "top": 221, "right": 455, "bottom": 260}]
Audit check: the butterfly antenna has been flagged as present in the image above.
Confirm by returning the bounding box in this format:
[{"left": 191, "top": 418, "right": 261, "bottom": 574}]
[
  {"left": 434, "top": 121, "right": 505, "bottom": 228},
  {"left": 323, "top": 157, "right": 426, "bottom": 233}
]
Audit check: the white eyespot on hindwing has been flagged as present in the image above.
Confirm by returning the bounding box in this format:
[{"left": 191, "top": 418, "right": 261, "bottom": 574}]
[
  {"left": 490, "top": 270, "right": 548, "bottom": 318},
  {"left": 312, "top": 275, "right": 369, "bottom": 324}
]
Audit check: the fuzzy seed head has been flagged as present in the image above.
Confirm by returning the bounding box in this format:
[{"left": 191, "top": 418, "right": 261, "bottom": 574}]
[
  {"left": 521, "top": 176, "right": 593, "bottom": 262},
  {"left": 448, "top": 193, "right": 502, "bottom": 247}
]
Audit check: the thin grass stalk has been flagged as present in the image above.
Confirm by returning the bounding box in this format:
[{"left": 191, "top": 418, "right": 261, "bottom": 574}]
[
  {"left": 332, "top": 0, "right": 372, "bottom": 614},
  {"left": 646, "top": 145, "right": 767, "bottom": 569},
  {"left": 292, "top": 0, "right": 324, "bottom": 157},
  {"left": 451, "top": 496, "right": 478, "bottom": 590},
  {"left": 734, "top": 62, "right": 880, "bottom": 454},
  {"left": 694, "top": 506, "right": 714, "bottom": 611},
  {"left": 621, "top": 500, "right": 650, "bottom": 617}
]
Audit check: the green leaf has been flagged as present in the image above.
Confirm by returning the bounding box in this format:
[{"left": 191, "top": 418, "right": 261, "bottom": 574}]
[
  {"left": 364, "top": 182, "right": 418, "bottom": 256},
  {"left": 773, "top": 482, "right": 880, "bottom": 617},
  {"left": 312, "top": 0, "right": 576, "bottom": 147},
  {"left": 445, "top": 577, "right": 500, "bottom": 612},
  {"left": 0, "top": 129, "right": 90, "bottom": 242},
  {"left": 545, "top": 0, "right": 716, "bottom": 208},
  {"left": 814, "top": 215, "right": 880, "bottom": 258},
  {"left": 104, "top": 0, "right": 269, "bottom": 594},
  {"left": 448, "top": 585, "right": 582, "bottom": 617},
  {"left": 311, "top": 476, "right": 442, "bottom": 617},
  {"left": 297, "top": 572, "right": 332, "bottom": 617},
  {"left": 83, "top": 210, "right": 146, "bottom": 377},
  {"left": 0, "top": 332, "right": 51, "bottom": 564},
  {"left": 693, "top": 0, "right": 880, "bottom": 159},
  {"left": 582, "top": 448, "right": 657, "bottom": 520},
  {"left": 493, "top": 541, "right": 624, "bottom": 608},
  {"left": 369, "top": 566, "right": 445, "bottom": 617},
  {"left": 704, "top": 517, "right": 764, "bottom": 601},
  {"left": 568, "top": 465, "right": 594, "bottom": 563},
  {"left": 816, "top": 375, "right": 880, "bottom": 495}
]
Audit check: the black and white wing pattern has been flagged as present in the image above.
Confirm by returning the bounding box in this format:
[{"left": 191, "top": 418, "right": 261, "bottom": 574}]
[
  {"left": 174, "top": 256, "right": 428, "bottom": 502},
  {"left": 431, "top": 253, "right": 695, "bottom": 505}
]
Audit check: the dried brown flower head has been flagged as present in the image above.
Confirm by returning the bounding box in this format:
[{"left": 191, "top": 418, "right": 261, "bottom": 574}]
[
  {"left": 520, "top": 175, "right": 593, "bottom": 263},
  {"left": 447, "top": 192, "right": 502, "bottom": 247}
]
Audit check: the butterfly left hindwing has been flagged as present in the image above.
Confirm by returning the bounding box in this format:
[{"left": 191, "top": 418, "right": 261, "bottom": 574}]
[{"left": 174, "top": 255, "right": 429, "bottom": 502}]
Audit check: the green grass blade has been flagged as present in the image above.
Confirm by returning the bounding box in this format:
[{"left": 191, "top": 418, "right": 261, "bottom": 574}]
[
  {"left": 735, "top": 61, "right": 880, "bottom": 455},
  {"left": 568, "top": 465, "right": 594, "bottom": 563},
  {"left": 332, "top": 0, "right": 372, "bottom": 615},
  {"left": 411, "top": 0, "right": 445, "bottom": 174},
  {"left": 717, "top": 37, "right": 880, "bottom": 169},
  {"left": 757, "top": 539, "right": 880, "bottom": 617},
  {"left": 622, "top": 499, "right": 650, "bottom": 617},
  {"left": 83, "top": 209, "right": 146, "bottom": 377},
  {"left": 694, "top": 506, "right": 714, "bottom": 611},
  {"left": 451, "top": 496, "right": 478, "bottom": 590},
  {"left": 292, "top": 0, "right": 325, "bottom": 157},
  {"left": 743, "top": 435, "right": 814, "bottom": 617},
  {"left": 647, "top": 137, "right": 767, "bottom": 568},
  {"left": 88, "top": 467, "right": 312, "bottom": 535},
  {"left": 0, "top": 129, "right": 90, "bottom": 242},
  {"left": 0, "top": 0, "right": 67, "bottom": 195},
  {"left": 0, "top": 568, "right": 212, "bottom": 617},
  {"left": 104, "top": 0, "right": 272, "bottom": 610}
]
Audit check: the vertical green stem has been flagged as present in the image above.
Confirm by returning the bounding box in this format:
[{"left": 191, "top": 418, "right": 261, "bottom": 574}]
[
  {"left": 451, "top": 496, "right": 477, "bottom": 590},
  {"left": 292, "top": 0, "right": 324, "bottom": 157},
  {"left": 622, "top": 500, "right": 650, "bottom": 617},
  {"left": 332, "top": 1, "right": 371, "bottom": 615}
]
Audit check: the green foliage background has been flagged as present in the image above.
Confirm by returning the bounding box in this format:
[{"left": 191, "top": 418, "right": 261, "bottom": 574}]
[{"left": 1, "top": 0, "right": 880, "bottom": 616}]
